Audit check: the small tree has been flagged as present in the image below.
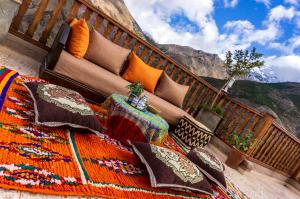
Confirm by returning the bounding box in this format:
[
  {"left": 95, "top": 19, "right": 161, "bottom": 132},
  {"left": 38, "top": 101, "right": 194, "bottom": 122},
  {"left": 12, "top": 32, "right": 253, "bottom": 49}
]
[{"left": 210, "top": 47, "right": 264, "bottom": 109}]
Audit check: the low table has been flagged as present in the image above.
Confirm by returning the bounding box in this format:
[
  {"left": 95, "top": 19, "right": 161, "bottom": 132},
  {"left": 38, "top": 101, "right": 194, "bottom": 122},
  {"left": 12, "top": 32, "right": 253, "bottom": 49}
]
[
  {"left": 172, "top": 115, "right": 213, "bottom": 152},
  {"left": 105, "top": 94, "right": 169, "bottom": 145}
]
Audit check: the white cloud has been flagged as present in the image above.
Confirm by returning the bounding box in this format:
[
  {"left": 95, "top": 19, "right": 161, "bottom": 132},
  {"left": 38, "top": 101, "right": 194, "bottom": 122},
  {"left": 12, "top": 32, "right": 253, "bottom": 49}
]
[
  {"left": 256, "top": 0, "right": 271, "bottom": 8},
  {"left": 124, "top": 0, "right": 282, "bottom": 56},
  {"left": 284, "top": 0, "right": 300, "bottom": 5},
  {"left": 268, "top": 5, "right": 296, "bottom": 21},
  {"left": 124, "top": 0, "right": 221, "bottom": 53},
  {"left": 264, "top": 55, "right": 300, "bottom": 82},
  {"left": 223, "top": 20, "right": 280, "bottom": 46},
  {"left": 224, "top": 0, "right": 239, "bottom": 8},
  {"left": 269, "top": 36, "right": 300, "bottom": 54}
]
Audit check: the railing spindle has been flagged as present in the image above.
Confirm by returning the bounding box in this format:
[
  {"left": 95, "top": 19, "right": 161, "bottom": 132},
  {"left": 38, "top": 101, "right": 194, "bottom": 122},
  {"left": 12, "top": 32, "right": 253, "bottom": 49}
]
[
  {"left": 26, "top": 0, "right": 50, "bottom": 37},
  {"left": 39, "top": 0, "right": 67, "bottom": 44}
]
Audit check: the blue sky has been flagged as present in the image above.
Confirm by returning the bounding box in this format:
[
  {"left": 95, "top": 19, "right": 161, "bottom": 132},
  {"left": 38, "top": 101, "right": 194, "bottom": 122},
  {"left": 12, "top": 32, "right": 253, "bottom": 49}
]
[{"left": 124, "top": 0, "right": 300, "bottom": 82}]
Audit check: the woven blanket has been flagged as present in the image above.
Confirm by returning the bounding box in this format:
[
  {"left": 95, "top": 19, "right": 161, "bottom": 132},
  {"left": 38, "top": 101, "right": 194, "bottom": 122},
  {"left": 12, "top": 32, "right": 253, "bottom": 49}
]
[{"left": 0, "top": 67, "right": 247, "bottom": 199}]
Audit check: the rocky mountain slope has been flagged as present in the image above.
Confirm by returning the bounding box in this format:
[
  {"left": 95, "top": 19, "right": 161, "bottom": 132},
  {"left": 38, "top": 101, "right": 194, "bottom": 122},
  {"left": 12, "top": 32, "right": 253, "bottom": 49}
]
[
  {"left": 158, "top": 44, "right": 227, "bottom": 79},
  {"left": 204, "top": 77, "right": 300, "bottom": 138}
]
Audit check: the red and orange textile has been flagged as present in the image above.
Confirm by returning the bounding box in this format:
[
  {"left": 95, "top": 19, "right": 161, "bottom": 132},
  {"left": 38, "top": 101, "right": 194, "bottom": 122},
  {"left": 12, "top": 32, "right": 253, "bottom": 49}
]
[{"left": 0, "top": 67, "right": 246, "bottom": 199}]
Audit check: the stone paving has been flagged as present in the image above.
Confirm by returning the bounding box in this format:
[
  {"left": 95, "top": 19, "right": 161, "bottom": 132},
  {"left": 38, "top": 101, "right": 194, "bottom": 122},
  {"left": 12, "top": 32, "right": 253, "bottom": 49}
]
[{"left": 0, "top": 34, "right": 300, "bottom": 199}]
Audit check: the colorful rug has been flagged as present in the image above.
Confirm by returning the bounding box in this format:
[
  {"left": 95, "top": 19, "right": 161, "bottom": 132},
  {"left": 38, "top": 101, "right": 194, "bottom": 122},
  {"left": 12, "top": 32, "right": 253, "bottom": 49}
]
[{"left": 0, "top": 67, "right": 248, "bottom": 199}]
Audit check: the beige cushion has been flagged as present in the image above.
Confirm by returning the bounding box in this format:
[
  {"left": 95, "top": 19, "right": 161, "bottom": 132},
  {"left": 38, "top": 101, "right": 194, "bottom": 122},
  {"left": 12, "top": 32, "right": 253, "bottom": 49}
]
[
  {"left": 156, "top": 72, "right": 189, "bottom": 108},
  {"left": 85, "top": 29, "right": 131, "bottom": 75},
  {"left": 145, "top": 90, "right": 188, "bottom": 125},
  {"left": 54, "top": 50, "right": 186, "bottom": 125}
]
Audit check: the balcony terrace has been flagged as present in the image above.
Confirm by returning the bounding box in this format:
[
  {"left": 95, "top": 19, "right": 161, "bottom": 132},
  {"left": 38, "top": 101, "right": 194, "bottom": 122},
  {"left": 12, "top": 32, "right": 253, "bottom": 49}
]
[{"left": 0, "top": 0, "right": 299, "bottom": 198}]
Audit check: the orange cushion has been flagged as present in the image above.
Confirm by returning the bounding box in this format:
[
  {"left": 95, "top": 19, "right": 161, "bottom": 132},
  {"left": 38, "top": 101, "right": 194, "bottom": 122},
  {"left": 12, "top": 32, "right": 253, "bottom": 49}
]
[
  {"left": 67, "top": 18, "right": 89, "bottom": 58},
  {"left": 123, "top": 53, "right": 163, "bottom": 93}
]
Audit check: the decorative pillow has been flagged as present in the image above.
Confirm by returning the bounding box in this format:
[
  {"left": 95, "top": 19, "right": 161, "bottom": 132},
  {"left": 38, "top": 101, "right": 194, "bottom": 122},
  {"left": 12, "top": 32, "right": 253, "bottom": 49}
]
[
  {"left": 67, "top": 18, "right": 90, "bottom": 58},
  {"left": 156, "top": 72, "right": 189, "bottom": 108},
  {"left": 123, "top": 52, "right": 163, "bottom": 93},
  {"left": 23, "top": 82, "right": 102, "bottom": 133},
  {"left": 187, "top": 147, "right": 227, "bottom": 191},
  {"left": 129, "top": 142, "right": 213, "bottom": 195},
  {"left": 85, "top": 29, "right": 131, "bottom": 75}
]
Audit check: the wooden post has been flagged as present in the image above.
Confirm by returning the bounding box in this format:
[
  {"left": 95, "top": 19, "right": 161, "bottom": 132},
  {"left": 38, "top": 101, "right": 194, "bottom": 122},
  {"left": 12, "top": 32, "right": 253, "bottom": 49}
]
[
  {"left": 247, "top": 112, "right": 275, "bottom": 156},
  {"left": 292, "top": 161, "right": 300, "bottom": 181}
]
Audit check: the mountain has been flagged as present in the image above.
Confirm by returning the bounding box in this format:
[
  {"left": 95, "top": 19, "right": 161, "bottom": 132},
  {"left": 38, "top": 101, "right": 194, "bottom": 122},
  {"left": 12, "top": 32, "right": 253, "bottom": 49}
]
[
  {"left": 157, "top": 44, "right": 227, "bottom": 79},
  {"left": 204, "top": 77, "right": 300, "bottom": 138},
  {"left": 247, "top": 66, "right": 278, "bottom": 83}
]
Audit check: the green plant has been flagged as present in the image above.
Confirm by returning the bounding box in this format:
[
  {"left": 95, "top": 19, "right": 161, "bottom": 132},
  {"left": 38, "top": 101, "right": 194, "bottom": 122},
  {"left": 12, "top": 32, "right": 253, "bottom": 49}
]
[
  {"left": 210, "top": 47, "right": 264, "bottom": 109},
  {"left": 229, "top": 131, "right": 256, "bottom": 152},
  {"left": 127, "top": 82, "right": 144, "bottom": 97},
  {"left": 202, "top": 104, "right": 225, "bottom": 117}
]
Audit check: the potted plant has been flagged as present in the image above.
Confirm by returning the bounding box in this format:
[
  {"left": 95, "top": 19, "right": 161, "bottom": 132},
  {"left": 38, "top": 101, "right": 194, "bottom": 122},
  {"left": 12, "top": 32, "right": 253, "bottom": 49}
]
[
  {"left": 196, "top": 103, "right": 224, "bottom": 132},
  {"left": 225, "top": 131, "right": 255, "bottom": 169},
  {"left": 196, "top": 48, "right": 264, "bottom": 132},
  {"left": 126, "top": 82, "right": 144, "bottom": 106}
]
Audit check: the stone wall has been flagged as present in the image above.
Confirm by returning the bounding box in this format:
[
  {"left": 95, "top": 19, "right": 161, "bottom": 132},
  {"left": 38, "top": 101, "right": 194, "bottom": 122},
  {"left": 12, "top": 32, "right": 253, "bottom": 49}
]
[{"left": 0, "top": 0, "right": 21, "bottom": 42}]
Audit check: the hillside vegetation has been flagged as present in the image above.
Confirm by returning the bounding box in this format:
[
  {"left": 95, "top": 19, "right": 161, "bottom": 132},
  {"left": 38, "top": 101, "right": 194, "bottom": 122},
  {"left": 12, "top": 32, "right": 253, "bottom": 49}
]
[{"left": 204, "top": 77, "right": 300, "bottom": 138}]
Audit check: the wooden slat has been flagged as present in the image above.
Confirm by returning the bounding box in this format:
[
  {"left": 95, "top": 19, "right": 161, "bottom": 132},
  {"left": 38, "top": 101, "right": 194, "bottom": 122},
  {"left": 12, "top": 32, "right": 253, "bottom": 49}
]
[
  {"left": 147, "top": 53, "right": 158, "bottom": 66},
  {"left": 280, "top": 143, "right": 296, "bottom": 170},
  {"left": 26, "top": 0, "right": 50, "bottom": 37},
  {"left": 170, "top": 67, "right": 179, "bottom": 80},
  {"left": 83, "top": 7, "right": 93, "bottom": 21},
  {"left": 176, "top": 71, "right": 185, "bottom": 83},
  {"left": 140, "top": 47, "right": 151, "bottom": 61},
  {"left": 94, "top": 15, "right": 104, "bottom": 30},
  {"left": 199, "top": 89, "right": 212, "bottom": 107},
  {"left": 39, "top": 0, "right": 67, "bottom": 44},
  {"left": 264, "top": 133, "right": 284, "bottom": 164},
  {"left": 257, "top": 128, "right": 278, "bottom": 161},
  {"left": 190, "top": 86, "right": 208, "bottom": 113},
  {"left": 219, "top": 105, "right": 239, "bottom": 138},
  {"left": 162, "top": 62, "right": 171, "bottom": 72},
  {"left": 183, "top": 75, "right": 192, "bottom": 85},
  {"left": 133, "top": 42, "right": 142, "bottom": 54},
  {"left": 103, "top": 22, "right": 114, "bottom": 39},
  {"left": 248, "top": 114, "right": 261, "bottom": 132},
  {"left": 66, "top": 1, "right": 81, "bottom": 22},
  {"left": 185, "top": 82, "right": 201, "bottom": 110},
  {"left": 123, "top": 34, "right": 132, "bottom": 48},
  {"left": 112, "top": 28, "right": 123, "bottom": 44},
  {"left": 11, "top": 0, "right": 32, "bottom": 30},
  {"left": 285, "top": 145, "right": 300, "bottom": 171},
  {"left": 271, "top": 137, "right": 289, "bottom": 166},
  {"left": 236, "top": 112, "right": 254, "bottom": 134},
  {"left": 226, "top": 108, "right": 247, "bottom": 139},
  {"left": 251, "top": 126, "right": 273, "bottom": 157},
  {"left": 289, "top": 152, "right": 300, "bottom": 173}
]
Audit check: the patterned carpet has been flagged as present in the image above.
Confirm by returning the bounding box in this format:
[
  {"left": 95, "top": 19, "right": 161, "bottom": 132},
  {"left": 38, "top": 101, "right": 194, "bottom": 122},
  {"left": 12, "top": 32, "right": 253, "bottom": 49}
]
[{"left": 0, "top": 67, "right": 248, "bottom": 199}]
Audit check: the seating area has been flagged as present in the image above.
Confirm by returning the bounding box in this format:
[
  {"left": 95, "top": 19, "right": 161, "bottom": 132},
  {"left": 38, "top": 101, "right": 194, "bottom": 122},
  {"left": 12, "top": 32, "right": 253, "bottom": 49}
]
[{"left": 0, "top": 0, "right": 299, "bottom": 198}]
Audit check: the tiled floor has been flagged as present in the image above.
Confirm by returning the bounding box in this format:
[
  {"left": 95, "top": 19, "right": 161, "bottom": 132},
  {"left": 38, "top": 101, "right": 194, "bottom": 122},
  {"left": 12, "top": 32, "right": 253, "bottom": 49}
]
[{"left": 0, "top": 34, "right": 300, "bottom": 199}]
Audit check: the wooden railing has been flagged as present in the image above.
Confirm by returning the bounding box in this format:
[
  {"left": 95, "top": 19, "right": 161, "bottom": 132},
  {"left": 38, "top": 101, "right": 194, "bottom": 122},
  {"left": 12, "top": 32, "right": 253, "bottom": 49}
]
[{"left": 8, "top": 0, "right": 300, "bottom": 182}]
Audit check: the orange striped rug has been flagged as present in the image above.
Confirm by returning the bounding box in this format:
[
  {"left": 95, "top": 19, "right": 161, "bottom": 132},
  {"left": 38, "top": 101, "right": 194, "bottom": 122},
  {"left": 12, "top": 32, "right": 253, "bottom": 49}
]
[{"left": 0, "top": 67, "right": 247, "bottom": 199}]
